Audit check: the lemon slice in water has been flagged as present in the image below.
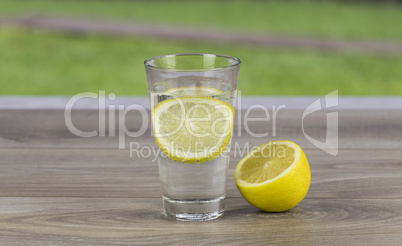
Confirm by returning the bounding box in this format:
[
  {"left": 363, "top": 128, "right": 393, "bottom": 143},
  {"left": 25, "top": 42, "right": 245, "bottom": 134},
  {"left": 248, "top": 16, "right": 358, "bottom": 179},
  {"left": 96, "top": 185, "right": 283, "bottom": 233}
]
[{"left": 152, "top": 96, "right": 234, "bottom": 163}]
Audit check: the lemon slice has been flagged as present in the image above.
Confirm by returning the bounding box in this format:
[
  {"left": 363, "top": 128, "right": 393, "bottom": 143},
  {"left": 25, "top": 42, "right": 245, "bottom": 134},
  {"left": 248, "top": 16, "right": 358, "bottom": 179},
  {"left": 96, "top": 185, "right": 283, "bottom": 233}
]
[
  {"left": 234, "top": 141, "right": 310, "bottom": 212},
  {"left": 165, "top": 86, "right": 222, "bottom": 97},
  {"left": 152, "top": 96, "right": 234, "bottom": 163}
]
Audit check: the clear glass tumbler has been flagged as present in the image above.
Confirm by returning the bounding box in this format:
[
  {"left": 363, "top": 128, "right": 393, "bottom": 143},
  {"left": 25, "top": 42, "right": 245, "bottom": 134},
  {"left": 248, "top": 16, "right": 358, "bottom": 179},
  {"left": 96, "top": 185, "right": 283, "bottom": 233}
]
[{"left": 145, "top": 53, "right": 240, "bottom": 221}]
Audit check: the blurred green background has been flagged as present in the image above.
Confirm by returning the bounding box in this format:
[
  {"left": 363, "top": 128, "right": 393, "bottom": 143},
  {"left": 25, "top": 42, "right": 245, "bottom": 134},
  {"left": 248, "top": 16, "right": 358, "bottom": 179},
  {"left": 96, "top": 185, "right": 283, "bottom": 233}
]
[{"left": 0, "top": 0, "right": 401, "bottom": 96}]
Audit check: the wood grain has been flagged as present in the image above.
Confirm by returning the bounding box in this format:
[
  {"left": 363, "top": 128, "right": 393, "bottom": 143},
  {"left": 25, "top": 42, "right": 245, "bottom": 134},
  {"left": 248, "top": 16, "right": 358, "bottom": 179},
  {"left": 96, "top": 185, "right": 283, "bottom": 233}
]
[
  {"left": 1, "top": 107, "right": 402, "bottom": 245},
  {"left": 0, "top": 148, "right": 401, "bottom": 199},
  {"left": 0, "top": 198, "right": 401, "bottom": 245},
  {"left": 1, "top": 109, "right": 401, "bottom": 149}
]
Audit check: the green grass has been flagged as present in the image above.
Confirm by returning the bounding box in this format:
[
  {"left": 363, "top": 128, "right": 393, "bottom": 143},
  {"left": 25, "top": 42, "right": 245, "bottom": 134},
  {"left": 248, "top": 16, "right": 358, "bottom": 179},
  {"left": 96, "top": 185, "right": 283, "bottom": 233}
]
[
  {"left": 0, "top": 0, "right": 402, "bottom": 41},
  {"left": 1, "top": 28, "right": 402, "bottom": 96},
  {"left": 1, "top": 0, "right": 401, "bottom": 96}
]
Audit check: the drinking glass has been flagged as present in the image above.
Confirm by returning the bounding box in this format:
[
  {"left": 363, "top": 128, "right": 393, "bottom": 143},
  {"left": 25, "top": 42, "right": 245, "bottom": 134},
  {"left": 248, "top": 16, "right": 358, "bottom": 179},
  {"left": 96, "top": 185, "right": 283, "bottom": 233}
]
[{"left": 145, "top": 53, "right": 240, "bottom": 221}]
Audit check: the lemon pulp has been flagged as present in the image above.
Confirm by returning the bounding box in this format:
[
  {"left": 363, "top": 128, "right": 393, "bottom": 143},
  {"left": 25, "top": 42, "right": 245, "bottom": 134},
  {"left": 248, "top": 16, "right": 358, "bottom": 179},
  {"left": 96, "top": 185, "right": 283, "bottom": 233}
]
[
  {"left": 152, "top": 95, "right": 234, "bottom": 163},
  {"left": 234, "top": 141, "right": 310, "bottom": 212}
]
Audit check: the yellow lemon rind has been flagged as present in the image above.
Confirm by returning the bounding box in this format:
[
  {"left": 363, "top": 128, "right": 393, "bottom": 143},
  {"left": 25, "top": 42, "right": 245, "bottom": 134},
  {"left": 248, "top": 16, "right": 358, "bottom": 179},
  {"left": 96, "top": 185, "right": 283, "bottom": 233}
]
[
  {"left": 234, "top": 140, "right": 301, "bottom": 187},
  {"left": 234, "top": 140, "right": 311, "bottom": 212}
]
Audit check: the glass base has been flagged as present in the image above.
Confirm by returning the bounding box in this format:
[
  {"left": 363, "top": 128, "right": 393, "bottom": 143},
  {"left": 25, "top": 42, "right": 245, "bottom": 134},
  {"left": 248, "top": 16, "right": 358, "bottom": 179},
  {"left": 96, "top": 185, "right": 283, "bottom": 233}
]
[{"left": 162, "top": 195, "right": 225, "bottom": 221}]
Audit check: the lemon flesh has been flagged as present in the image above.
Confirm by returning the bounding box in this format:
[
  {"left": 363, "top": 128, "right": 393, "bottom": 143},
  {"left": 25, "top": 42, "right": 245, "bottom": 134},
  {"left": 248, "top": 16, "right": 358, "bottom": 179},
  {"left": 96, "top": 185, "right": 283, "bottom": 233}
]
[
  {"left": 234, "top": 141, "right": 310, "bottom": 212},
  {"left": 152, "top": 96, "right": 234, "bottom": 163}
]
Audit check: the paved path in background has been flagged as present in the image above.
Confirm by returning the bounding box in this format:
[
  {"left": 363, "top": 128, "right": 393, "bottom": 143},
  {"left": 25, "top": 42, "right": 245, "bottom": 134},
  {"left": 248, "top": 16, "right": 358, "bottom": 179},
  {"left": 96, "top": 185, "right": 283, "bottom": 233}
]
[{"left": 1, "top": 14, "right": 402, "bottom": 54}]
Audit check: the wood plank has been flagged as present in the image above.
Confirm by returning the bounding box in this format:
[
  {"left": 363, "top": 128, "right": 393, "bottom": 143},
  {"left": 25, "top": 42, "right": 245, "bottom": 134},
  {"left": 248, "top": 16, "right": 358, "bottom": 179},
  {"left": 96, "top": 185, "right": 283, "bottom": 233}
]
[
  {"left": 0, "top": 109, "right": 401, "bottom": 149},
  {"left": 0, "top": 104, "right": 401, "bottom": 244},
  {"left": 0, "top": 149, "right": 401, "bottom": 199},
  {"left": 0, "top": 197, "right": 401, "bottom": 245},
  {"left": 3, "top": 97, "right": 402, "bottom": 110}
]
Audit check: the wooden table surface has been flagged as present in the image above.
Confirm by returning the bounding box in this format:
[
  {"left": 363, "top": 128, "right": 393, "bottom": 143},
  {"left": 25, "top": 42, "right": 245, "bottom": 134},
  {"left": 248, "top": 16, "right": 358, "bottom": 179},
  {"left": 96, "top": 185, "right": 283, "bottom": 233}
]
[{"left": 0, "top": 97, "right": 401, "bottom": 245}]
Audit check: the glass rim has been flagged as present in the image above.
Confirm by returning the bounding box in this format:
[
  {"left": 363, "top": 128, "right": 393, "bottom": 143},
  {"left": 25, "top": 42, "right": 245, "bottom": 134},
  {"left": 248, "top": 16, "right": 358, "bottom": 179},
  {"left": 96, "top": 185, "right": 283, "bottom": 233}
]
[{"left": 144, "top": 53, "right": 241, "bottom": 71}]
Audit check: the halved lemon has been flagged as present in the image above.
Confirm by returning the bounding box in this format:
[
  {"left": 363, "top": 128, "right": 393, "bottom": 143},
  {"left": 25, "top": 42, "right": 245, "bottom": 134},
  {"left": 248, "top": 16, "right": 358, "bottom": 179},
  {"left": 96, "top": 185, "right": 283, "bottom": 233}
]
[
  {"left": 152, "top": 96, "right": 234, "bottom": 163},
  {"left": 234, "top": 140, "right": 310, "bottom": 212}
]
